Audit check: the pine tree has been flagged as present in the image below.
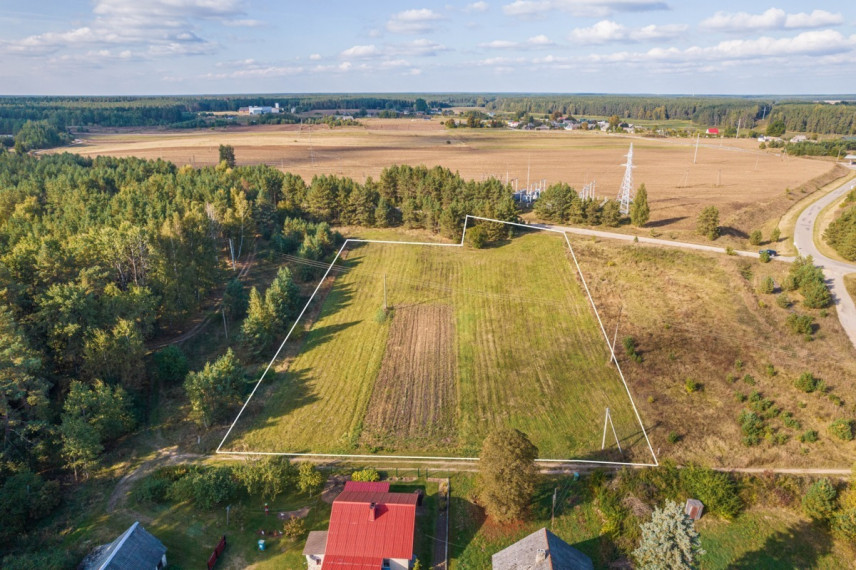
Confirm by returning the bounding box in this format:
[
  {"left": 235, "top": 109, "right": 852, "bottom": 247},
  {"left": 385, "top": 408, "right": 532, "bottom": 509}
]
[
  {"left": 242, "top": 287, "right": 273, "bottom": 353},
  {"left": 265, "top": 267, "right": 299, "bottom": 330},
  {"left": 696, "top": 206, "right": 720, "bottom": 240},
  {"left": 633, "top": 500, "right": 704, "bottom": 569},
  {"left": 630, "top": 184, "right": 650, "bottom": 227},
  {"left": 183, "top": 348, "right": 244, "bottom": 428}
]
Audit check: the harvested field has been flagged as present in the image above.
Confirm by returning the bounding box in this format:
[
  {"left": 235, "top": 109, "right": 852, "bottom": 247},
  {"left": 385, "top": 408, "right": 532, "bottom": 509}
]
[
  {"left": 361, "top": 304, "right": 457, "bottom": 448},
  {"left": 63, "top": 119, "right": 839, "bottom": 241},
  {"left": 223, "top": 230, "right": 652, "bottom": 462}
]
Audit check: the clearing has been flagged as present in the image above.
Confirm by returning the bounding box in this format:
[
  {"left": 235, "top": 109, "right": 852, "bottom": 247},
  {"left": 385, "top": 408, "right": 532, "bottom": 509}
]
[{"left": 221, "top": 228, "right": 652, "bottom": 463}]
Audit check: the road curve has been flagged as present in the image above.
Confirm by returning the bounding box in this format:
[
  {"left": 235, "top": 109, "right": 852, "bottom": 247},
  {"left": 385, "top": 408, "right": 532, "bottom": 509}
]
[{"left": 792, "top": 171, "right": 856, "bottom": 348}]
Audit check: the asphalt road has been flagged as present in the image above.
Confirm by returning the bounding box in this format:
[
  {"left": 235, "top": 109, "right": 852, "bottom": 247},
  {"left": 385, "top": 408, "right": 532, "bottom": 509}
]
[{"left": 792, "top": 172, "right": 856, "bottom": 348}]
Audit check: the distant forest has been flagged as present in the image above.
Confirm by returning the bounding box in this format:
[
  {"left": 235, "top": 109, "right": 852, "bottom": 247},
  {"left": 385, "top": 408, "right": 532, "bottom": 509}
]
[{"left": 1, "top": 94, "right": 855, "bottom": 136}]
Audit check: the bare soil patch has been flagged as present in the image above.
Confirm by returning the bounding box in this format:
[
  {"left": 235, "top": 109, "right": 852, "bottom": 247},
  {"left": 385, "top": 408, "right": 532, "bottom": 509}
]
[{"left": 361, "top": 304, "right": 457, "bottom": 448}]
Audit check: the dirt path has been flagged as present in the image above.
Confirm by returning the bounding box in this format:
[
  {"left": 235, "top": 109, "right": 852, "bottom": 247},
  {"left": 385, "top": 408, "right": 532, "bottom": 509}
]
[
  {"left": 107, "top": 447, "right": 205, "bottom": 513},
  {"left": 147, "top": 242, "right": 258, "bottom": 351}
]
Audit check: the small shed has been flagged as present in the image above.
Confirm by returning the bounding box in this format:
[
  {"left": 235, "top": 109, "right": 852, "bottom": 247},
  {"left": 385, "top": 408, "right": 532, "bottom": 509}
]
[
  {"left": 706, "top": 128, "right": 720, "bottom": 135},
  {"left": 82, "top": 521, "right": 167, "bottom": 570},
  {"left": 685, "top": 498, "right": 704, "bottom": 521},
  {"left": 492, "top": 528, "right": 593, "bottom": 570},
  {"left": 844, "top": 154, "right": 856, "bottom": 166}
]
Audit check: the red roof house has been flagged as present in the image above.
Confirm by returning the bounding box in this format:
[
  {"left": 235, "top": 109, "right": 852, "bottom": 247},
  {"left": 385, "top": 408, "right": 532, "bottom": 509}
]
[
  {"left": 706, "top": 127, "right": 720, "bottom": 135},
  {"left": 303, "top": 481, "right": 418, "bottom": 570}
]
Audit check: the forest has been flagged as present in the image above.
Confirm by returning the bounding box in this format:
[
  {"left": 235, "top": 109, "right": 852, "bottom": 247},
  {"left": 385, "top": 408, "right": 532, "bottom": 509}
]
[
  {"left": 2, "top": 94, "right": 854, "bottom": 141},
  {"left": 0, "top": 148, "right": 526, "bottom": 554}
]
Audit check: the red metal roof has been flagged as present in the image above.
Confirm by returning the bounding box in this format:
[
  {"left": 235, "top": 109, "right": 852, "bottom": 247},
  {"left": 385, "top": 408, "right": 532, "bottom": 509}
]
[
  {"left": 343, "top": 481, "right": 390, "bottom": 493},
  {"left": 321, "top": 555, "right": 384, "bottom": 569},
  {"left": 319, "top": 487, "right": 417, "bottom": 570}
]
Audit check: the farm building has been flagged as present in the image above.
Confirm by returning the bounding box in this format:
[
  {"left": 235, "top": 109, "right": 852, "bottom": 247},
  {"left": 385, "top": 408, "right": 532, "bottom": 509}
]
[
  {"left": 492, "top": 528, "right": 593, "bottom": 570},
  {"left": 303, "top": 481, "right": 418, "bottom": 570},
  {"left": 247, "top": 103, "right": 281, "bottom": 115},
  {"left": 81, "top": 521, "right": 167, "bottom": 570},
  {"left": 844, "top": 154, "right": 856, "bottom": 166},
  {"left": 706, "top": 128, "right": 720, "bottom": 135}
]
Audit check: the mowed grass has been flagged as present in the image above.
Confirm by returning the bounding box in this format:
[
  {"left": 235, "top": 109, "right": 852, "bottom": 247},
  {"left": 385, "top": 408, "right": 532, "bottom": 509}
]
[{"left": 225, "top": 230, "right": 650, "bottom": 461}]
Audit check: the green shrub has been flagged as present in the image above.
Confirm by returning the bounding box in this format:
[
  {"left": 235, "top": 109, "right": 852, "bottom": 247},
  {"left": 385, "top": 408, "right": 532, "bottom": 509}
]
[
  {"left": 623, "top": 336, "right": 642, "bottom": 363},
  {"left": 735, "top": 359, "right": 743, "bottom": 370},
  {"left": 735, "top": 392, "right": 747, "bottom": 402},
  {"left": 803, "top": 479, "right": 837, "bottom": 521},
  {"left": 794, "top": 372, "right": 819, "bottom": 393},
  {"left": 759, "top": 251, "right": 771, "bottom": 263},
  {"left": 351, "top": 467, "right": 381, "bottom": 482},
  {"left": 680, "top": 465, "right": 743, "bottom": 519},
  {"left": 765, "top": 363, "right": 776, "bottom": 377},
  {"left": 132, "top": 476, "right": 171, "bottom": 504},
  {"left": 786, "top": 313, "right": 815, "bottom": 336},
  {"left": 749, "top": 230, "right": 762, "bottom": 246},
  {"left": 168, "top": 467, "right": 237, "bottom": 509},
  {"left": 739, "top": 411, "right": 766, "bottom": 446},
  {"left": 829, "top": 394, "right": 844, "bottom": 407},
  {"left": 829, "top": 419, "right": 855, "bottom": 441},
  {"left": 800, "top": 430, "right": 819, "bottom": 443},
  {"left": 781, "top": 413, "right": 801, "bottom": 430},
  {"left": 758, "top": 276, "right": 775, "bottom": 294},
  {"left": 667, "top": 432, "right": 681, "bottom": 444},
  {"left": 726, "top": 373, "right": 736, "bottom": 383},
  {"left": 283, "top": 516, "right": 307, "bottom": 540},
  {"left": 743, "top": 374, "right": 756, "bottom": 386},
  {"left": 833, "top": 508, "right": 856, "bottom": 541},
  {"left": 684, "top": 378, "right": 701, "bottom": 393},
  {"left": 725, "top": 246, "right": 736, "bottom": 255},
  {"left": 776, "top": 294, "right": 792, "bottom": 309}
]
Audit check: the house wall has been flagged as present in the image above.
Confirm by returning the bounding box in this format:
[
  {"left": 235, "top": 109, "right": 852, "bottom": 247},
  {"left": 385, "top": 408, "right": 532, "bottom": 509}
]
[
  {"left": 306, "top": 554, "right": 324, "bottom": 570},
  {"left": 389, "top": 558, "right": 409, "bottom": 570}
]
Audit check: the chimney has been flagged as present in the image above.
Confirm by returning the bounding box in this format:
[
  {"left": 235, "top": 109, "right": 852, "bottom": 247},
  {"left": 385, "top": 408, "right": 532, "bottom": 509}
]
[
  {"left": 535, "top": 549, "right": 548, "bottom": 563},
  {"left": 368, "top": 502, "right": 377, "bottom": 522}
]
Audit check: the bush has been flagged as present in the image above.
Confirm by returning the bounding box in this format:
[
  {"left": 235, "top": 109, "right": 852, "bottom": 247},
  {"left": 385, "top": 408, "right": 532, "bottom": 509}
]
[
  {"left": 667, "top": 432, "right": 681, "bottom": 444},
  {"left": 800, "top": 430, "right": 819, "bottom": 443},
  {"left": 168, "top": 467, "right": 237, "bottom": 509},
  {"left": 351, "top": 467, "right": 381, "bottom": 482},
  {"left": 829, "top": 394, "right": 844, "bottom": 407},
  {"left": 739, "top": 411, "right": 766, "bottom": 446},
  {"left": 833, "top": 508, "right": 856, "bottom": 541},
  {"left": 776, "top": 294, "right": 791, "bottom": 309},
  {"left": 781, "top": 413, "right": 801, "bottom": 430},
  {"left": 697, "top": 206, "right": 720, "bottom": 240},
  {"left": 758, "top": 276, "right": 775, "bottom": 294},
  {"left": 743, "top": 374, "right": 756, "bottom": 386},
  {"left": 759, "top": 251, "right": 771, "bottom": 263},
  {"left": 133, "top": 476, "right": 171, "bottom": 504},
  {"left": 467, "top": 224, "right": 488, "bottom": 249},
  {"left": 680, "top": 465, "right": 743, "bottom": 519},
  {"left": 829, "top": 419, "right": 855, "bottom": 441},
  {"left": 803, "top": 479, "right": 837, "bottom": 521},
  {"left": 786, "top": 313, "right": 815, "bottom": 336},
  {"left": 283, "top": 516, "right": 307, "bottom": 540},
  {"left": 765, "top": 363, "right": 776, "bottom": 377},
  {"left": 684, "top": 378, "right": 701, "bottom": 393},
  {"left": 749, "top": 230, "right": 762, "bottom": 246},
  {"left": 623, "top": 336, "right": 642, "bottom": 362},
  {"left": 794, "top": 372, "right": 819, "bottom": 393}
]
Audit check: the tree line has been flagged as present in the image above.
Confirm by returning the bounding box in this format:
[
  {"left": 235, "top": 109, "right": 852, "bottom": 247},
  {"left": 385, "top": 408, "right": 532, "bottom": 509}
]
[{"left": 0, "top": 150, "right": 521, "bottom": 527}]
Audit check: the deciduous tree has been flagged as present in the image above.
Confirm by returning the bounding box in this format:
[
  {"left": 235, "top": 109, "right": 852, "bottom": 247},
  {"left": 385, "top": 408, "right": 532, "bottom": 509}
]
[{"left": 477, "top": 428, "right": 538, "bottom": 522}]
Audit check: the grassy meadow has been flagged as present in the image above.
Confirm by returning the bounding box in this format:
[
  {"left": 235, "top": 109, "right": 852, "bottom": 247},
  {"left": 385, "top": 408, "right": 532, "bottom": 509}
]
[{"left": 224, "top": 229, "right": 652, "bottom": 462}]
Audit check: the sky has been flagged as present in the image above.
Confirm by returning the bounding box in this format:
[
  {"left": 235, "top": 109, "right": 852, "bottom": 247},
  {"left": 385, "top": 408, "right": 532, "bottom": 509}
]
[{"left": 1, "top": 0, "right": 854, "bottom": 96}]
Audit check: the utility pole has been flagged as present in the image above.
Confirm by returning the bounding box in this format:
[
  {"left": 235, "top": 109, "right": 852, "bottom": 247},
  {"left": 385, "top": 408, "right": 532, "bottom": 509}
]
[
  {"left": 551, "top": 487, "right": 558, "bottom": 530},
  {"left": 736, "top": 117, "right": 742, "bottom": 140}
]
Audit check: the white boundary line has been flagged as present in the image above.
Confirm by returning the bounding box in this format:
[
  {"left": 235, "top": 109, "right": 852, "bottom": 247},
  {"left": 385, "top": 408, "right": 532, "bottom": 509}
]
[{"left": 216, "top": 215, "right": 659, "bottom": 468}]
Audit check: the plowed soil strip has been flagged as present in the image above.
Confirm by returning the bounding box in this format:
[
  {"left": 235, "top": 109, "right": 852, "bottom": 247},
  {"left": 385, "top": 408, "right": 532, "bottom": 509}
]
[{"left": 362, "top": 304, "right": 457, "bottom": 447}]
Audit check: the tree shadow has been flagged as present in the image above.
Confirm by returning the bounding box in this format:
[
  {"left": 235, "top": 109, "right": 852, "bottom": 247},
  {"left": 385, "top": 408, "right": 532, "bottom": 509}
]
[
  {"left": 571, "top": 535, "right": 624, "bottom": 570},
  {"left": 300, "top": 320, "right": 360, "bottom": 351},
  {"left": 726, "top": 520, "right": 833, "bottom": 569},
  {"left": 646, "top": 216, "right": 688, "bottom": 228},
  {"left": 448, "top": 493, "right": 487, "bottom": 562},
  {"left": 720, "top": 226, "right": 749, "bottom": 239},
  {"left": 235, "top": 367, "right": 320, "bottom": 435}
]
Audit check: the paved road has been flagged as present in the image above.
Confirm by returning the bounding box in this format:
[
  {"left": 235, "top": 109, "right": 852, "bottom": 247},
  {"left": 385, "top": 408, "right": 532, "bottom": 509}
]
[{"left": 792, "top": 172, "right": 856, "bottom": 347}]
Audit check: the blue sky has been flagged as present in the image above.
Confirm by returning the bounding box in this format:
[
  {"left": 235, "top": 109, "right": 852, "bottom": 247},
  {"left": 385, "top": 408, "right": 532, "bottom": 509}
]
[{"left": 1, "top": 1, "right": 854, "bottom": 95}]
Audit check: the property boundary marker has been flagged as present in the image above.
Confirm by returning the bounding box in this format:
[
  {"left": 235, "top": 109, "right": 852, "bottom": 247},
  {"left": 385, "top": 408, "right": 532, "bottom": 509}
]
[{"left": 216, "top": 215, "right": 659, "bottom": 467}]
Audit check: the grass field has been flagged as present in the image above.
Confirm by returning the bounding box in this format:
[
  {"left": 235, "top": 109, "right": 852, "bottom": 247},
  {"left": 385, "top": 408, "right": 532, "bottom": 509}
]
[
  {"left": 222, "top": 229, "right": 652, "bottom": 462},
  {"left": 62, "top": 118, "right": 839, "bottom": 241}
]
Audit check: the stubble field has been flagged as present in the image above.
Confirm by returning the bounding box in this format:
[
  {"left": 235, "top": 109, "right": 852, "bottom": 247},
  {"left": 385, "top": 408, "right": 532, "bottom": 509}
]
[
  {"left": 66, "top": 118, "right": 838, "bottom": 241},
  {"left": 222, "top": 229, "right": 653, "bottom": 463}
]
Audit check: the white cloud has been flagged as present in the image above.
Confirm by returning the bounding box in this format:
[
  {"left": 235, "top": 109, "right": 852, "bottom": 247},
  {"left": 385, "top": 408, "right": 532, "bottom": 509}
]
[
  {"left": 502, "top": 0, "right": 668, "bottom": 18},
  {"left": 386, "top": 8, "right": 445, "bottom": 33},
  {"left": 389, "top": 39, "right": 448, "bottom": 57},
  {"left": 701, "top": 8, "right": 843, "bottom": 32},
  {"left": 479, "top": 34, "right": 554, "bottom": 49},
  {"left": 309, "top": 53, "right": 321, "bottom": 60},
  {"left": 3, "top": 0, "right": 247, "bottom": 58},
  {"left": 340, "top": 44, "right": 380, "bottom": 59},
  {"left": 465, "top": 1, "right": 489, "bottom": 12},
  {"left": 222, "top": 19, "right": 264, "bottom": 27},
  {"left": 570, "top": 20, "right": 686, "bottom": 44}
]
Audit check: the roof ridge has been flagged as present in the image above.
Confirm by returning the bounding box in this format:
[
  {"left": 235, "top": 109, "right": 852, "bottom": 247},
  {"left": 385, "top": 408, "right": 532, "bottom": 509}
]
[{"left": 98, "top": 521, "right": 139, "bottom": 570}]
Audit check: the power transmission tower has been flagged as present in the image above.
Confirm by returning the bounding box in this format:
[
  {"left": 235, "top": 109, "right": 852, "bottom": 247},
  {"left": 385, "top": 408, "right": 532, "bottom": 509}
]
[{"left": 617, "top": 143, "right": 634, "bottom": 215}]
